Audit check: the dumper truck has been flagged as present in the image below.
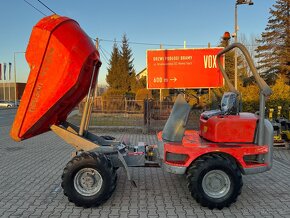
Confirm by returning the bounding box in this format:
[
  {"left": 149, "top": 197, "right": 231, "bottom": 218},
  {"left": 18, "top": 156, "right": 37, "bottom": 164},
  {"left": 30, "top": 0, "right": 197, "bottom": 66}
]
[{"left": 11, "top": 15, "right": 273, "bottom": 209}]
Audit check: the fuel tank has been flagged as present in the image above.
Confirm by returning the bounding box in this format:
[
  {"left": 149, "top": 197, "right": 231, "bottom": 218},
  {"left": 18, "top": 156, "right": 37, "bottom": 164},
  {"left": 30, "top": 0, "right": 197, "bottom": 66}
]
[
  {"left": 200, "top": 113, "right": 258, "bottom": 143},
  {"left": 10, "top": 15, "right": 100, "bottom": 141}
]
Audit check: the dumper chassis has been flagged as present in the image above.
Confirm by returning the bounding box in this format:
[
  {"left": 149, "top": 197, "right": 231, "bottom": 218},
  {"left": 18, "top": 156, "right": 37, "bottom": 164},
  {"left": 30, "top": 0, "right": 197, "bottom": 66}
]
[
  {"left": 52, "top": 42, "right": 273, "bottom": 209},
  {"left": 11, "top": 15, "right": 273, "bottom": 209}
]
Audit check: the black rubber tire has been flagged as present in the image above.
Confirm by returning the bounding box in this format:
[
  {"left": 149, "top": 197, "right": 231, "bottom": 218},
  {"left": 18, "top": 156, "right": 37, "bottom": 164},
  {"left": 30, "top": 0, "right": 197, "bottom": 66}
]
[
  {"left": 186, "top": 154, "right": 243, "bottom": 209},
  {"left": 61, "top": 152, "right": 117, "bottom": 207}
]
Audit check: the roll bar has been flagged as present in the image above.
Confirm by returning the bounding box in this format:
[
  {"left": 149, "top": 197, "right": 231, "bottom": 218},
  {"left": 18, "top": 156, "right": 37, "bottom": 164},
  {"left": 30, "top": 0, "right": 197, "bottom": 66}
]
[
  {"left": 217, "top": 43, "right": 272, "bottom": 97},
  {"left": 217, "top": 43, "right": 273, "bottom": 146}
]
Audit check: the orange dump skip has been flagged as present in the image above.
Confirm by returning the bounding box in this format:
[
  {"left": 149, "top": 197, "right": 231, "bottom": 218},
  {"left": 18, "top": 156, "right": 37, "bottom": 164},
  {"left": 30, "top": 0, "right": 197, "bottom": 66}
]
[{"left": 10, "top": 15, "right": 100, "bottom": 141}]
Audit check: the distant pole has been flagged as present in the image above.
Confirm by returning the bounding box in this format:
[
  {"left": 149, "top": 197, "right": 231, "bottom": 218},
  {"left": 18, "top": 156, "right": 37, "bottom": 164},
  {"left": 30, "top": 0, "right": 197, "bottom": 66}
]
[
  {"left": 2, "top": 79, "right": 4, "bottom": 101},
  {"left": 3, "top": 63, "right": 6, "bottom": 101},
  {"left": 8, "top": 63, "right": 11, "bottom": 101},
  {"left": 1, "top": 64, "right": 4, "bottom": 100},
  {"left": 183, "top": 41, "right": 187, "bottom": 97},
  {"left": 0, "top": 64, "right": 2, "bottom": 100},
  {"left": 159, "top": 44, "right": 163, "bottom": 103},
  {"left": 13, "top": 52, "right": 25, "bottom": 103},
  {"left": 8, "top": 81, "right": 11, "bottom": 101},
  {"left": 208, "top": 42, "right": 211, "bottom": 103},
  {"left": 95, "top": 37, "right": 99, "bottom": 97},
  {"left": 14, "top": 53, "right": 17, "bottom": 103},
  {"left": 234, "top": 0, "right": 254, "bottom": 90},
  {"left": 234, "top": 3, "right": 238, "bottom": 90}
]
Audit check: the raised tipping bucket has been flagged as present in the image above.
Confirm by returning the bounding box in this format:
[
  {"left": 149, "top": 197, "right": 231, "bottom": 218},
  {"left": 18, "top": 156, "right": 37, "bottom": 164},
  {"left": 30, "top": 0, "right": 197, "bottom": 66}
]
[{"left": 10, "top": 15, "right": 101, "bottom": 141}]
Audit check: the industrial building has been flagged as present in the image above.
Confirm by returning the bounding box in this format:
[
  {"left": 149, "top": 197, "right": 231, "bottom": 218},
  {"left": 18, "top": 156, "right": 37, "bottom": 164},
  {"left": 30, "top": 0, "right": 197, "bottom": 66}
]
[{"left": 0, "top": 82, "right": 26, "bottom": 101}]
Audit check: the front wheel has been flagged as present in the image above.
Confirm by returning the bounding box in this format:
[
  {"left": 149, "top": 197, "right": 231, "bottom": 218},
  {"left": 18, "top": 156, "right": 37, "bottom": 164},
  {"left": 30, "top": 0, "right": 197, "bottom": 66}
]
[
  {"left": 187, "top": 154, "right": 243, "bottom": 209},
  {"left": 61, "top": 152, "right": 117, "bottom": 207}
]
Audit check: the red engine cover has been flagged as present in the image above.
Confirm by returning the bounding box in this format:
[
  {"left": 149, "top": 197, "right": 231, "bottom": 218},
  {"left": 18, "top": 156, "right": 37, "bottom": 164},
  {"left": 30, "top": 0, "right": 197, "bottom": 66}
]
[
  {"left": 200, "top": 113, "right": 258, "bottom": 143},
  {"left": 10, "top": 15, "right": 100, "bottom": 141}
]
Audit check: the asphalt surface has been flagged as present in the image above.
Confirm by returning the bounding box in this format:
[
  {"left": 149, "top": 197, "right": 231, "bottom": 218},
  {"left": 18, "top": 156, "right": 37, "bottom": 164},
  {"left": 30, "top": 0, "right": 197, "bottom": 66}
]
[{"left": 0, "top": 109, "right": 290, "bottom": 218}]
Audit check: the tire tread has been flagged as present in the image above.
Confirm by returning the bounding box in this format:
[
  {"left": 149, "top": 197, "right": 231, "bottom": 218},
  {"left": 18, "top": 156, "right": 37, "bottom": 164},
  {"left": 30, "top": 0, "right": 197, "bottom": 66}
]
[
  {"left": 61, "top": 152, "right": 117, "bottom": 207},
  {"left": 187, "top": 153, "right": 243, "bottom": 209}
]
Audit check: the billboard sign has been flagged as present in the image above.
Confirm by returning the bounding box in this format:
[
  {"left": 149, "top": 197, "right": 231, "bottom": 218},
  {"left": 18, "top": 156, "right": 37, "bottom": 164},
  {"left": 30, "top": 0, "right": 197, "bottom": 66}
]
[{"left": 146, "top": 48, "right": 224, "bottom": 89}]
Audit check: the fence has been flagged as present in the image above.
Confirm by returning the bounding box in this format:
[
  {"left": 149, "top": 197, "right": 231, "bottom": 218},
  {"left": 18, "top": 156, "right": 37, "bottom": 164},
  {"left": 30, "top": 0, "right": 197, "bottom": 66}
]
[
  {"left": 73, "top": 96, "right": 203, "bottom": 133},
  {"left": 92, "top": 97, "right": 144, "bottom": 114}
]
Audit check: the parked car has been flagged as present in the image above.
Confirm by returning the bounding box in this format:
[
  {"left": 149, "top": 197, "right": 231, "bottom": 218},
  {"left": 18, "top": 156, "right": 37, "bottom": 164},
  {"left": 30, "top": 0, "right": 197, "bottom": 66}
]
[
  {"left": 16, "top": 100, "right": 21, "bottom": 107},
  {"left": 0, "top": 100, "right": 17, "bottom": 108}
]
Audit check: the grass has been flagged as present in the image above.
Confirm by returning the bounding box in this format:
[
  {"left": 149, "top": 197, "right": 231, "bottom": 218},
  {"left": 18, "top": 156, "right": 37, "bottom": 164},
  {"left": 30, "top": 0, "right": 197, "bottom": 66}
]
[{"left": 68, "top": 113, "right": 144, "bottom": 127}]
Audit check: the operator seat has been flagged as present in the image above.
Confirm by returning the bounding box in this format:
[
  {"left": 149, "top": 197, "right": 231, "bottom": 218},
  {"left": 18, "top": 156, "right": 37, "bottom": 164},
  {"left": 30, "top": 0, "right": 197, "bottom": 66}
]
[
  {"left": 220, "top": 92, "right": 239, "bottom": 115},
  {"left": 201, "top": 92, "right": 239, "bottom": 120}
]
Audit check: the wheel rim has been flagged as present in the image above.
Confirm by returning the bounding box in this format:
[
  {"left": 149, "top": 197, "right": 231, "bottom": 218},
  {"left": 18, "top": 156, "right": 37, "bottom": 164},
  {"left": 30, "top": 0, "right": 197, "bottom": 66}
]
[
  {"left": 74, "top": 168, "right": 103, "bottom": 196},
  {"left": 202, "top": 170, "right": 231, "bottom": 198}
]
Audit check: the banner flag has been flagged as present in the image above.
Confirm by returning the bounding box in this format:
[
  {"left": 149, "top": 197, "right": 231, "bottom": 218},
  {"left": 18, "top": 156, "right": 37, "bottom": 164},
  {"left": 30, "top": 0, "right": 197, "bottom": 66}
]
[
  {"left": 9, "top": 62, "right": 12, "bottom": 80},
  {"left": 3, "top": 63, "right": 6, "bottom": 80},
  {"left": 0, "top": 63, "right": 2, "bottom": 80}
]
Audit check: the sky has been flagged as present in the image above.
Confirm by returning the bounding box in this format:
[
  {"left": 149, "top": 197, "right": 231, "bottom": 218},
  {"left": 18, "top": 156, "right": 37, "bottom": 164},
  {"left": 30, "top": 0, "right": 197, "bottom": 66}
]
[{"left": 0, "top": 0, "right": 275, "bottom": 85}]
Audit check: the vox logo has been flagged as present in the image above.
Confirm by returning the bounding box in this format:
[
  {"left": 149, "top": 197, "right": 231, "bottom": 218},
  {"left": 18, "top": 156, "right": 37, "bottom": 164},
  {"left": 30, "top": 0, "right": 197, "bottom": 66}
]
[{"left": 204, "top": 55, "right": 217, "bottom": 69}]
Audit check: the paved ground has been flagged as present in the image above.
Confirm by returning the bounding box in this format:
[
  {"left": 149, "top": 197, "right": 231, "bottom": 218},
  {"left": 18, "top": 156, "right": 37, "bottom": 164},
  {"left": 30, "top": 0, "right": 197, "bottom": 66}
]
[{"left": 1, "top": 109, "right": 290, "bottom": 217}]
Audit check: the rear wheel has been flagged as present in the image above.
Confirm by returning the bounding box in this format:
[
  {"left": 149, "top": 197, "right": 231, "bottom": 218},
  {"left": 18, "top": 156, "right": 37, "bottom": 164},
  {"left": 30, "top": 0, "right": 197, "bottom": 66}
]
[
  {"left": 61, "top": 152, "right": 117, "bottom": 207},
  {"left": 187, "top": 154, "right": 242, "bottom": 209}
]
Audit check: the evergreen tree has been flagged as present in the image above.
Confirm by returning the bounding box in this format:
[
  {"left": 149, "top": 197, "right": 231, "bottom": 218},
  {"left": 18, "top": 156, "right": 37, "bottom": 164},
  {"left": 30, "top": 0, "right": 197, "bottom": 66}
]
[
  {"left": 106, "top": 40, "right": 131, "bottom": 92},
  {"left": 105, "top": 35, "right": 137, "bottom": 95},
  {"left": 255, "top": 0, "right": 290, "bottom": 84},
  {"left": 120, "top": 34, "right": 135, "bottom": 76},
  {"left": 106, "top": 41, "right": 122, "bottom": 90},
  {"left": 120, "top": 34, "right": 136, "bottom": 93}
]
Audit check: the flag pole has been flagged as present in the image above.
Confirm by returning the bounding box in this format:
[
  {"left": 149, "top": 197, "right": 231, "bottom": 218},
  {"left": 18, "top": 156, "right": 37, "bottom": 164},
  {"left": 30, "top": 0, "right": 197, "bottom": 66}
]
[
  {"left": 8, "top": 63, "right": 11, "bottom": 101},
  {"left": 3, "top": 63, "right": 6, "bottom": 101},
  {"left": 14, "top": 54, "right": 17, "bottom": 104},
  {"left": 0, "top": 63, "right": 3, "bottom": 100},
  {"left": 13, "top": 52, "right": 25, "bottom": 104}
]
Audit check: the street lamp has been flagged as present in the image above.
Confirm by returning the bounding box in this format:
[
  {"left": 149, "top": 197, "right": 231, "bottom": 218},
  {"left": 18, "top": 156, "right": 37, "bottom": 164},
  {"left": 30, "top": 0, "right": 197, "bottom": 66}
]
[
  {"left": 234, "top": 0, "right": 254, "bottom": 90},
  {"left": 14, "top": 51, "right": 25, "bottom": 104}
]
